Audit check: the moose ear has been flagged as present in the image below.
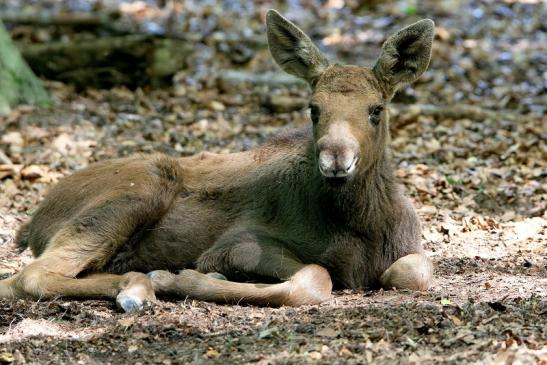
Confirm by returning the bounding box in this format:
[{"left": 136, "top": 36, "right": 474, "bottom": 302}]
[
  {"left": 373, "top": 19, "right": 435, "bottom": 97},
  {"left": 266, "top": 10, "right": 329, "bottom": 85}
]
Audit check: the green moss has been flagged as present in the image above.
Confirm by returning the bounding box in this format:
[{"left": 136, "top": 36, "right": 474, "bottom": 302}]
[{"left": 0, "top": 20, "right": 50, "bottom": 114}]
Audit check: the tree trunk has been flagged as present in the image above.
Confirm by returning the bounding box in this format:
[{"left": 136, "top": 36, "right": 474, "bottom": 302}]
[{"left": 0, "top": 20, "right": 50, "bottom": 114}]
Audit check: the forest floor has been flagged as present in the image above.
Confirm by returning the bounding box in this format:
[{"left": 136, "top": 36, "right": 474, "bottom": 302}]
[{"left": 0, "top": 0, "right": 545, "bottom": 364}]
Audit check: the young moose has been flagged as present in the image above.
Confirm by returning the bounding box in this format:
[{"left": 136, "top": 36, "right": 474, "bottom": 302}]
[{"left": 0, "top": 11, "right": 435, "bottom": 312}]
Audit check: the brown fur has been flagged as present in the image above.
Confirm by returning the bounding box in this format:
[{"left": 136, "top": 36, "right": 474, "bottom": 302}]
[{"left": 0, "top": 11, "right": 435, "bottom": 311}]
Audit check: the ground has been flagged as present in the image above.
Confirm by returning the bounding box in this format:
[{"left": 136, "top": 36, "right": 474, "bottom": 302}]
[{"left": 0, "top": 0, "right": 545, "bottom": 364}]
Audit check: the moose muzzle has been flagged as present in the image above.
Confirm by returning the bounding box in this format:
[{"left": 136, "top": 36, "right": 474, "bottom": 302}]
[{"left": 317, "top": 125, "right": 360, "bottom": 180}]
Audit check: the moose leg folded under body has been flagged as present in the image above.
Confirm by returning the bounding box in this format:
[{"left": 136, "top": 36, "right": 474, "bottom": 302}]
[
  {"left": 148, "top": 264, "right": 331, "bottom": 307},
  {"left": 149, "top": 232, "right": 333, "bottom": 306}
]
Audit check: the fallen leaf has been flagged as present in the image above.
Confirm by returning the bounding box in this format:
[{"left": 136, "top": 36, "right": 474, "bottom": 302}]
[
  {"left": 0, "top": 164, "right": 22, "bottom": 180},
  {"left": 21, "top": 165, "right": 46, "bottom": 180},
  {"left": 308, "top": 351, "right": 322, "bottom": 360},
  {"left": 205, "top": 348, "right": 220, "bottom": 358},
  {"left": 1, "top": 132, "right": 23, "bottom": 146},
  {"left": 316, "top": 327, "right": 340, "bottom": 338},
  {"left": 258, "top": 327, "right": 277, "bottom": 339},
  {"left": 440, "top": 298, "right": 452, "bottom": 306},
  {"left": 117, "top": 317, "right": 136, "bottom": 327},
  {"left": 0, "top": 351, "right": 14, "bottom": 364},
  {"left": 447, "top": 315, "right": 463, "bottom": 326}
]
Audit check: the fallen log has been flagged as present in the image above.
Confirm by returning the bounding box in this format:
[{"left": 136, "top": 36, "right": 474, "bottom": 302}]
[
  {"left": 18, "top": 35, "right": 192, "bottom": 88},
  {"left": 218, "top": 70, "right": 533, "bottom": 121},
  {"left": 2, "top": 12, "right": 116, "bottom": 28},
  {"left": 389, "top": 103, "right": 530, "bottom": 125}
]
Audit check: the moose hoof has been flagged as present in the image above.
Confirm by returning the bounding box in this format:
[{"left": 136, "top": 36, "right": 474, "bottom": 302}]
[
  {"left": 206, "top": 272, "right": 227, "bottom": 281},
  {"left": 147, "top": 270, "right": 177, "bottom": 294},
  {"left": 116, "top": 294, "right": 145, "bottom": 313},
  {"left": 116, "top": 288, "right": 156, "bottom": 313},
  {"left": 116, "top": 272, "right": 156, "bottom": 312}
]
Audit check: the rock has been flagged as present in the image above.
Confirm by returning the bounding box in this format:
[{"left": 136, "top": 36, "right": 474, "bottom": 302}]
[
  {"left": 208, "top": 100, "right": 226, "bottom": 112},
  {"left": 218, "top": 70, "right": 306, "bottom": 92}
]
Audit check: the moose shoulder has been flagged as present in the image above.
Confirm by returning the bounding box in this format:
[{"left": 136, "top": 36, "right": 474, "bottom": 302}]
[{"left": 0, "top": 10, "right": 435, "bottom": 312}]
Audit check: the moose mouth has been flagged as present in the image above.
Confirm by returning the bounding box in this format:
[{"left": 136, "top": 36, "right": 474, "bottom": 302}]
[{"left": 319, "top": 155, "right": 360, "bottom": 187}]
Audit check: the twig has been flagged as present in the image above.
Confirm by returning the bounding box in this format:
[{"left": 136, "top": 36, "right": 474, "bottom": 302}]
[{"left": 0, "top": 149, "right": 13, "bottom": 165}]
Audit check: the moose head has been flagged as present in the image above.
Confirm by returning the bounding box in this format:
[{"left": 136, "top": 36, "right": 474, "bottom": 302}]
[{"left": 267, "top": 10, "right": 434, "bottom": 182}]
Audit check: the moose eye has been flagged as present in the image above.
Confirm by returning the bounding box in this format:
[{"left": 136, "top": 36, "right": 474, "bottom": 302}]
[
  {"left": 368, "top": 105, "right": 384, "bottom": 126},
  {"left": 309, "top": 104, "right": 321, "bottom": 124}
]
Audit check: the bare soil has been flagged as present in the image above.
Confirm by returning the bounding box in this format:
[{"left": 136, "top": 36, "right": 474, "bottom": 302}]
[{"left": 0, "top": 218, "right": 545, "bottom": 364}]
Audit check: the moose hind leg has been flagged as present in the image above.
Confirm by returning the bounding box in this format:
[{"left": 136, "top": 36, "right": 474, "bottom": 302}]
[
  {"left": 0, "top": 277, "right": 15, "bottom": 299},
  {"left": 5, "top": 193, "right": 177, "bottom": 310},
  {"left": 3, "top": 244, "right": 156, "bottom": 312},
  {"left": 380, "top": 253, "right": 433, "bottom": 291}
]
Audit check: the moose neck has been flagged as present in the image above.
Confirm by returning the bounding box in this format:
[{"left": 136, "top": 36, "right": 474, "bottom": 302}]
[
  {"left": 253, "top": 126, "right": 397, "bottom": 237},
  {"left": 320, "top": 146, "right": 397, "bottom": 235}
]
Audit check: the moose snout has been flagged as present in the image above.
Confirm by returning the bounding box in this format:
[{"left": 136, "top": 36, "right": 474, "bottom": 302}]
[{"left": 317, "top": 138, "right": 360, "bottom": 179}]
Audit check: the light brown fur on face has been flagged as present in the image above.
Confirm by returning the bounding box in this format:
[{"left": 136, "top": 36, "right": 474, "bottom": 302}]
[
  {"left": 0, "top": 10, "right": 435, "bottom": 312},
  {"left": 312, "top": 65, "right": 387, "bottom": 179}
]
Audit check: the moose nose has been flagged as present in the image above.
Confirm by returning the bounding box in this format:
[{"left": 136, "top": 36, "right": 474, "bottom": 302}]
[
  {"left": 318, "top": 150, "right": 360, "bottom": 178},
  {"left": 317, "top": 122, "right": 360, "bottom": 179}
]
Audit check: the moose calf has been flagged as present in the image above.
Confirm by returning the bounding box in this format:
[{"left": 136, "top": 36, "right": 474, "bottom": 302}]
[{"left": 0, "top": 10, "right": 434, "bottom": 312}]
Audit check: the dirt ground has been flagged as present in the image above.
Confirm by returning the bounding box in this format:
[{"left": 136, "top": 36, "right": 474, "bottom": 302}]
[
  {"left": 0, "top": 217, "right": 545, "bottom": 364},
  {"left": 0, "top": 0, "right": 546, "bottom": 364}
]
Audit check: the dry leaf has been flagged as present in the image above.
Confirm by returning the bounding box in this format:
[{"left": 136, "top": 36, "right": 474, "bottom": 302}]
[
  {"left": 21, "top": 165, "right": 46, "bottom": 180},
  {"left": 0, "top": 164, "right": 22, "bottom": 180},
  {"left": 205, "top": 348, "right": 220, "bottom": 358},
  {"left": 316, "top": 327, "right": 340, "bottom": 338},
  {"left": 1, "top": 132, "right": 23, "bottom": 146},
  {"left": 117, "top": 317, "right": 136, "bottom": 327}
]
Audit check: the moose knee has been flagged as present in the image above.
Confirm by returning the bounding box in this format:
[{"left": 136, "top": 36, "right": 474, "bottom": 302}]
[
  {"left": 380, "top": 254, "right": 433, "bottom": 291},
  {"left": 148, "top": 270, "right": 178, "bottom": 295},
  {"left": 286, "top": 265, "right": 332, "bottom": 306},
  {"left": 13, "top": 267, "right": 53, "bottom": 298},
  {"left": 0, "top": 277, "right": 16, "bottom": 299}
]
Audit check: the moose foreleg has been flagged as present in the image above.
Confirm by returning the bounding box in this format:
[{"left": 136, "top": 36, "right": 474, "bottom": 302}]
[
  {"left": 0, "top": 226, "right": 159, "bottom": 312},
  {"left": 150, "top": 230, "right": 333, "bottom": 306},
  {"left": 148, "top": 264, "right": 331, "bottom": 306},
  {"left": 380, "top": 253, "right": 433, "bottom": 291}
]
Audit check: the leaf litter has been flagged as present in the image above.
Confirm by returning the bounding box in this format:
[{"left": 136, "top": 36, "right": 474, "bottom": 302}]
[{"left": 0, "top": 0, "right": 545, "bottom": 363}]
